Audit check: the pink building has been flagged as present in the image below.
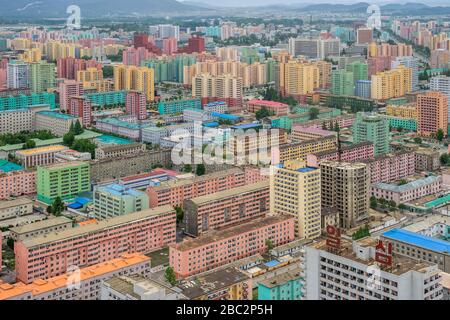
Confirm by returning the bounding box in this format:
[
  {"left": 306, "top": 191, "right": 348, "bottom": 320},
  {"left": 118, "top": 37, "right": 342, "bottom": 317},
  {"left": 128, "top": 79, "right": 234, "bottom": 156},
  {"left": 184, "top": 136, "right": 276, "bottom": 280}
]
[
  {"left": 126, "top": 91, "right": 147, "bottom": 120},
  {"left": 122, "top": 47, "right": 150, "bottom": 66},
  {"left": 57, "top": 58, "right": 102, "bottom": 80},
  {"left": 361, "top": 151, "right": 416, "bottom": 184},
  {"left": 247, "top": 100, "right": 289, "bottom": 116},
  {"left": 59, "top": 80, "right": 84, "bottom": 111},
  {"left": 14, "top": 205, "right": 176, "bottom": 284},
  {"left": 371, "top": 175, "right": 442, "bottom": 204},
  {"left": 69, "top": 96, "right": 92, "bottom": 126},
  {"left": 291, "top": 126, "right": 337, "bottom": 142},
  {"left": 146, "top": 167, "right": 267, "bottom": 208},
  {"left": 368, "top": 56, "right": 392, "bottom": 77},
  {"left": 169, "top": 215, "right": 295, "bottom": 278},
  {"left": 297, "top": 115, "right": 355, "bottom": 130},
  {"left": 163, "top": 37, "right": 178, "bottom": 55},
  {"left": 184, "top": 181, "right": 269, "bottom": 236},
  {"left": 0, "top": 171, "right": 36, "bottom": 200},
  {"left": 307, "top": 142, "right": 374, "bottom": 167},
  {"left": 0, "top": 68, "right": 6, "bottom": 90}
]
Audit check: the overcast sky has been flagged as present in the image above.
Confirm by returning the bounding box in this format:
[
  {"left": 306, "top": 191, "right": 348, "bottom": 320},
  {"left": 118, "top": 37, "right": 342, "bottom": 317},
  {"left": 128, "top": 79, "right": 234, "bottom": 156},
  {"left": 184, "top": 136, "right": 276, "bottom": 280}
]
[{"left": 183, "top": 0, "right": 450, "bottom": 7}]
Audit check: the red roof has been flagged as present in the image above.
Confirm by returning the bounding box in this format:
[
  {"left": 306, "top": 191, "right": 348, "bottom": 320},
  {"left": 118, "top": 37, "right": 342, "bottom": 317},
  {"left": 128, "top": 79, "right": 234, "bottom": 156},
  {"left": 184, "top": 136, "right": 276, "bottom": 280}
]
[{"left": 247, "top": 99, "right": 289, "bottom": 108}]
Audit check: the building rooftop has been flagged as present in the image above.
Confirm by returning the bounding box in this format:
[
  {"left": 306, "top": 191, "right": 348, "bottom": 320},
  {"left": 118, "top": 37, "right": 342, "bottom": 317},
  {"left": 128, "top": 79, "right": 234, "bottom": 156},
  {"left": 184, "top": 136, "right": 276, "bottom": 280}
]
[
  {"left": 21, "top": 205, "right": 175, "bottom": 248},
  {"left": 0, "top": 253, "right": 150, "bottom": 300},
  {"left": 177, "top": 267, "right": 250, "bottom": 299},
  {"left": 16, "top": 145, "right": 68, "bottom": 156},
  {"left": 171, "top": 215, "right": 293, "bottom": 252},
  {"left": 36, "top": 111, "right": 77, "bottom": 120},
  {"left": 0, "top": 159, "right": 23, "bottom": 173},
  {"left": 403, "top": 214, "right": 450, "bottom": 233},
  {"left": 96, "top": 183, "right": 148, "bottom": 198},
  {"left": 10, "top": 216, "right": 72, "bottom": 235},
  {"left": 0, "top": 197, "right": 33, "bottom": 210},
  {"left": 247, "top": 99, "right": 289, "bottom": 108},
  {"left": 258, "top": 267, "right": 303, "bottom": 289},
  {"left": 38, "top": 160, "right": 89, "bottom": 170},
  {"left": 372, "top": 175, "right": 441, "bottom": 193},
  {"left": 97, "top": 117, "right": 147, "bottom": 130},
  {"left": 187, "top": 181, "right": 269, "bottom": 205},
  {"left": 382, "top": 229, "right": 450, "bottom": 254}
]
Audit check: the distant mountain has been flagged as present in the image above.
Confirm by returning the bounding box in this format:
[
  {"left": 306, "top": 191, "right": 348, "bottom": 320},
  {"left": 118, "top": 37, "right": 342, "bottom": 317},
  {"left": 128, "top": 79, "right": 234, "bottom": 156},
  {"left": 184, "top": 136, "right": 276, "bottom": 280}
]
[{"left": 4, "top": 0, "right": 204, "bottom": 18}]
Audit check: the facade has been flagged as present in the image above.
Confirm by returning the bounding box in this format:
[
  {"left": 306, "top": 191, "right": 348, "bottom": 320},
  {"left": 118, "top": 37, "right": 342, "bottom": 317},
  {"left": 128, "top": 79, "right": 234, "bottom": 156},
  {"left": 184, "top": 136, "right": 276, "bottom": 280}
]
[
  {"left": 291, "top": 126, "right": 337, "bottom": 142},
  {"left": 0, "top": 197, "right": 33, "bottom": 221},
  {"left": 157, "top": 98, "right": 201, "bottom": 115},
  {"left": 305, "top": 237, "right": 443, "bottom": 300},
  {"left": 352, "top": 112, "right": 390, "bottom": 156},
  {"left": 356, "top": 27, "right": 373, "bottom": 44},
  {"left": 371, "top": 66, "right": 412, "bottom": 100},
  {"left": 29, "top": 61, "right": 56, "bottom": 93},
  {"left": 184, "top": 181, "right": 269, "bottom": 237},
  {"left": 113, "top": 65, "right": 155, "bottom": 102},
  {"left": 7, "top": 61, "right": 29, "bottom": 89},
  {"left": 355, "top": 80, "right": 371, "bottom": 99},
  {"left": 126, "top": 91, "right": 147, "bottom": 120},
  {"left": 14, "top": 205, "right": 176, "bottom": 284},
  {"left": 391, "top": 56, "right": 419, "bottom": 91},
  {"left": 361, "top": 151, "right": 416, "bottom": 184},
  {"left": 93, "top": 183, "right": 149, "bottom": 220},
  {"left": 69, "top": 96, "right": 92, "bottom": 127},
  {"left": 0, "top": 104, "right": 50, "bottom": 134},
  {"left": 417, "top": 91, "right": 448, "bottom": 137},
  {"left": 35, "top": 111, "right": 79, "bottom": 136},
  {"left": 430, "top": 76, "right": 450, "bottom": 121},
  {"left": 331, "top": 70, "right": 354, "bottom": 96},
  {"left": 415, "top": 148, "right": 440, "bottom": 172},
  {"left": 36, "top": 161, "right": 90, "bottom": 205},
  {"left": 9, "top": 216, "right": 73, "bottom": 241},
  {"left": 320, "top": 161, "right": 369, "bottom": 229},
  {"left": 258, "top": 268, "right": 304, "bottom": 300},
  {"left": 270, "top": 160, "right": 322, "bottom": 239},
  {"left": 387, "top": 116, "right": 417, "bottom": 131},
  {"left": 306, "top": 142, "right": 374, "bottom": 167},
  {"left": 0, "top": 254, "right": 151, "bottom": 300},
  {"left": 95, "top": 143, "right": 146, "bottom": 160},
  {"left": 247, "top": 100, "right": 289, "bottom": 116},
  {"left": 146, "top": 167, "right": 265, "bottom": 208},
  {"left": 58, "top": 79, "right": 84, "bottom": 111},
  {"left": 0, "top": 170, "right": 36, "bottom": 200},
  {"left": 371, "top": 175, "right": 443, "bottom": 204},
  {"left": 15, "top": 145, "right": 69, "bottom": 169},
  {"left": 169, "top": 215, "right": 295, "bottom": 278}
]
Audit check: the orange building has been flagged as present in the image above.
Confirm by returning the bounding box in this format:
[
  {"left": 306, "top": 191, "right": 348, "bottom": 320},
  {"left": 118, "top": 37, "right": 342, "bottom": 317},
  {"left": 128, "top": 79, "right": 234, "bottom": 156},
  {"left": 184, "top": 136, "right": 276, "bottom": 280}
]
[
  {"left": 417, "top": 91, "right": 449, "bottom": 137},
  {"left": 169, "top": 215, "right": 295, "bottom": 278}
]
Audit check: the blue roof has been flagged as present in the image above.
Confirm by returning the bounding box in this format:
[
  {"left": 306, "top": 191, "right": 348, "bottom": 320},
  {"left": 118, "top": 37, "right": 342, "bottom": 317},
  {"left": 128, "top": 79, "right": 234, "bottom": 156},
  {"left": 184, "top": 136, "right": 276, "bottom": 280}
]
[
  {"left": 74, "top": 197, "right": 91, "bottom": 205},
  {"left": 231, "top": 123, "right": 262, "bottom": 130},
  {"left": 203, "top": 122, "right": 219, "bottom": 127},
  {"left": 0, "top": 160, "right": 23, "bottom": 173},
  {"left": 97, "top": 183, "right": 146, "bottom": 197},
  {"left": 36, "top": 111, "right": 77, "bottom": 120},
  {"left": 211, "top": 112, "right": 240, "bottom": 121},
  {"left": 67, "top": 202, "right": 83, "bottom": 209},
  {"left": 297, "top": 167, "right": 317, "bottom": 173},
  {"left": 264, "top": 260, "right": 280, "bottom": 268},
  {"left": 382, "top": 229, "right": 450, "bottom": 253}
]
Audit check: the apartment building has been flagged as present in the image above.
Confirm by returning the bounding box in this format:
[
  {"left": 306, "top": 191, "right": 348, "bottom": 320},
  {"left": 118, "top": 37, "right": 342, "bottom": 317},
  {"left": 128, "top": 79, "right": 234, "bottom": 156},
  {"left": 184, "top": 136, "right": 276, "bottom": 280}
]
[
  {"left": 371, "top": 65, "right": 412, "bottom": 100},
  {"left": 0, "top": 170, "right": 37, "bottom": 200},
  {"left": 305, "top": 237, "right": 443, "bottom": 300},
  {"left": 0, "top": 104, "right": 50, "bottom": 134},
  {"left": 9, "top": 216, "right": 73, "bottom": 241},
  {"left": 69, "top": 96, "right": 92, "bottom": 127},
  {"left": 415, "top": 148, "right": 440, "bottom": 172},
  {"left": 360, "top": 151, "right": 416, "bottom": 184},
  {"left": 291, "top": 126, "right": 337, "bottom": 142},
  {"left": 417, "top": 91, "right": 448, "bottom": 137},
  {"left": 352, "top": 112, "right": 390, "bottom": 156},
  {"left": 247, "top": 99, "right": 289, "bottom": 116},
  {"left": 59, "top": 80, "right": 84, "bottom": 111},
  {"left": 184, "top": 181, "right": 269, "bottom": 237},
  {"left": 93, "top": 183, "right": 149, "bottom": 220},
  {"left": 14, "top": 205, "right": 176, "bottom": 283},
  {"left": 306, "top": 142, "right": 374, "bottom": 167},
  {"left": 95, "top": 143, "right": 146, "bottom": 160},
  {"left": 35, "top": 111, "right": 79, "bottom": 137},
  {"left": 278, "top": 135, "right": 337, "bottom": 163},
  {"left": 15, "top": 145, "right": 69, "bottom": 169},
  {"left": 146, "top": 167, "right": 266, "bottom": 208},
  {"left": 270, "top": 160, "right": 322, "bottom": 239},
  {"left": 169, "top": 215, "right": 295, "bottom": 278},
  {"left": 0, "top": 197, "right": 33, "bottom": 221},
  {"left": 0, "top": 254, "right": 151, "bottom": 300},
  {"left": 320, "top": 161, "right": 369, "bottom": 229}
]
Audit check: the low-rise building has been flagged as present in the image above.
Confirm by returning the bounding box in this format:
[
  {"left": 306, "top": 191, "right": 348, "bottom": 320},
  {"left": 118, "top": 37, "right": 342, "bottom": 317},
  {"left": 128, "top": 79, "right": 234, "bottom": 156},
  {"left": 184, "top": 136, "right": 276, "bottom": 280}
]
[
  {"left": 247, "top": 99, "right": 289, "bottom": 116},
  {"left": 15, "top": 145, "right": 69, "bottom": 169},
  {"left": 9, "top": 216, "right": 73, "bottom": 241},
  {"left": 258, "top": 268, "right": 304, "bottom": 300},
  {"left": 415, "top": 148, "right": 440, "bottom": 172},
  {"left": 0, "top": 197, "right": 33, "bottom": 221},
  {"left": 35, "top": 111, "right": 79, "bottom": 136},
  {"left": 291, "top": 126, "right": 337, "bottom": 142},
  {"left": 95, "top": 143, "right": 146, "bottom": 160},
  {"left": 0, "top": 105, "right": 50, "bottom": 134},
  {"left": 0, "top": 170, "right": 37, "bottom": 200}
]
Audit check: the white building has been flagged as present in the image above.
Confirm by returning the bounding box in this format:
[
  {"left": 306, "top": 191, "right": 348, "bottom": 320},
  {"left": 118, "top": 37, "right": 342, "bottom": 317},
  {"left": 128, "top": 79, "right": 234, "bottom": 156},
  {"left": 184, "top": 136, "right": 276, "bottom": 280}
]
[
  {"left": 430, "top": 76, "right": 450, "bottom": 121},
  {"left": 392, "top": 56, "right": 419, "bottom": 91},
  {"left": 0, "top": 105, "right": 50, "bottom": 134},
  {"left": 305, "top": 237, "right": 443, "bottom": 300},
  {"left": 7, "top": 61, "right": 29, "bottom": 89}
]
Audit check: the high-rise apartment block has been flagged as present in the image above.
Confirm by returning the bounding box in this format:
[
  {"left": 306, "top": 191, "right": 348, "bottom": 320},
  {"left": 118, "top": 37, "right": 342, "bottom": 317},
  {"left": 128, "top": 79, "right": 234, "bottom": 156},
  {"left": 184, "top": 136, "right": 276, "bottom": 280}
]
[
  {"left": 320, "top": 160, "right": 369, "bottom": 229},
  {"left": 114, "top": 65, "right": 155, "bottom": 102},
  {"left": 371, "top": 65, "right": 412, "bottom": 100},
  {"left": 270, "top": 160, "right": 322, "bottom": 239},
  {"left": 59, "top": 79, "right": 84, "bottom": 111},
  {"left": 417, "top": 91, "right": 448, "bottom": 137},
  {"left": 430, "top": 76, "right": 450, "bottom": 121},
  {"left": 29, "top": 61, "right": 56, "bottom": 93},
  {"left": 7, "top": 61, "right": 29, "bottom": 89},
  {"left": 352, "top": 112, "right": 390, "bottom": 156},
  {"left": 125, "top": 91, "right": 147, "bottom": 120},
  {"left": 331, "top": 70, "right": 354, "bottom": 96}
]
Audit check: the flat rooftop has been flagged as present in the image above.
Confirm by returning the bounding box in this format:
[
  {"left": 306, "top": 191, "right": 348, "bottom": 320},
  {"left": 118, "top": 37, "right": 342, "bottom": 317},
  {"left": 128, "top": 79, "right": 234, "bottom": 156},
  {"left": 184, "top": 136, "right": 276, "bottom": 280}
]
[
  {"left": 382, "top": 229, "right": 450, "bottom": 254},
  {"left": 171, "top": 215, "right": 293, "bottom": 252},
  {"left": 36, "top": 111, "right": 77, "bottom": 120},
  {"left": 187, "top": 181, "right": 269, "bottom": 205},
  {"left": 0, "top": 197, "right": 33, "bottom": 210},
  {"left": 10, "top": 216, "right": 72, "bottom": 235},
  {"left": 0, "top": 159, "right": 23, "bottom": 173},
  {"left": 16, "top": 145, "right": 68, "bottom": 156},
  {"left": 96, "top": 183, "right": 147, "bottom": 198},
  {"left": 258, "top": 267, "right": 303, "bottom": 288}
]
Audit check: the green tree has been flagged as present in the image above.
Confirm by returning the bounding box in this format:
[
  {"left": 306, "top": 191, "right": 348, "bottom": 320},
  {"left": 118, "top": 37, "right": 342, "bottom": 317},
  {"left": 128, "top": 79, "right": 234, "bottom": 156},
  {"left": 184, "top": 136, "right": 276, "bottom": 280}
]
[
  {"left": 309, "top": 107, "right": 320, "bottom": 120},
  {"left": 7, "top": 238, "right": 14, "bottom": 250},
  {"left": 74, "top": 120, "right": 84, "bottom": 135},
  {"left": 63, "top": 131, "right": 75, "bottom": 147},
  {"left": 174, "top": 205, "right": 184, "bottom": 224},
  {"left": 71, "top": 139, "right": 97, "bottom": 158},
  {"left": 388, "top": 200, "right": 397, "bottom": 210},
  {"left": 255, "top": 106, "right": 271, "bottom": 120},
  {"left": 398, "top": 179, "right": 408, "bottom": 186},
  {"left": 22, "top": 139, "right": 36, "bottom": 149},
  {"left": 322, "top": 121, "right": 327, "bottom": 130},
  {"left": 164, "top": 266, "right": 177, "bottom": 286},
  {"left": 437, "top": 129, "right": 445, "bottom": 142},
  {"left": 102, "top": 65, "right": 114, "bottom": 78},
  {"left": 370, "top": 196, "right": 378, "bottom": 209},
  {"left": 333, "top": 122, "right": 340, "bottom": 133},
  {"left": 413, "top": 137, "right": 422, "bottom": 144},
  {"left": 196, "top": 164, "right": 206, "bottom": 176},
  {"left": 183, "top": 164, "right": 192, "bottom": 173},
  {"left": 441, "top": 153, "right": 450, "bottom": 165},
  {"left": 265, "top": 239, "right": 274, "bottom": 251},
  {"left": 51, "top": 197, "right": 65, "bottom": 216}
]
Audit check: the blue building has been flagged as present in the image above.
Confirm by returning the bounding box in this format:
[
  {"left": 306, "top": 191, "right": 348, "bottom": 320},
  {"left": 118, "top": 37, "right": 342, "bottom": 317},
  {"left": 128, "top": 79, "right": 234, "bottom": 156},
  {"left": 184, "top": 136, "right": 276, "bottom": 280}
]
[
  {"left": 158, "top": 99, "right": 202, "bottom": 115},
  {"left": 355, "top": 80, "right": 372, "bottom": 99},
  {"left": 258, "top": 269, "right": 304, "bottom": 300}
]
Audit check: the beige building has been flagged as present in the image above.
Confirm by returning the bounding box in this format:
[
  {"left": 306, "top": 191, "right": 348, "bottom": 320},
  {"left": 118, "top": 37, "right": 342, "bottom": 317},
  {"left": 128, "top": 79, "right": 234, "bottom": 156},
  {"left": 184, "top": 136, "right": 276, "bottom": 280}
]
[
  {"left": 35, "top": 111, "right": 80, "bottom": 137},
  {"left": 320, "top": 160, "right": 369, "bottom": 229},
  {"left": 0, "top": 197, "right": 33, "bottom": 221},
  {"left": 270, "top": 160, "right": 322, "bottom": 239},
  {"left": 10, "top": 216, "right": 73, "bottom": 241},
  {"left": 95, "top": 143, "right": 146, "bottom": 160},
  {"left": 16, "top": 145, "right": 69, "bottom": 168}
]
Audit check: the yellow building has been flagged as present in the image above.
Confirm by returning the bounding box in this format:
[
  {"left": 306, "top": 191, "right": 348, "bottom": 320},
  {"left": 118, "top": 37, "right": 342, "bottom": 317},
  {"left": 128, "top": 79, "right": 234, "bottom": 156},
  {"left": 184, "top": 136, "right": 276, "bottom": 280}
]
[
  {"left": 270, "top": 160, "right": 322, "bottom": 239},
  {"left": 371, "top": 65, "right": 412, "bottom": 100},
  {"left": 114, "top": 65, "right": 155, "bottom": 102},
  {"left": 19, "top": 48, "right": 42, "bottom": 63},
  {"left": 77, "top": 67, "right": 103, "bottom": 82},
  {"left": 10, "top": 38, "right": 32, "bottom": 50},
  {"left": 280, "top": 60, "right": 319, "bottom": 97},
  {"left": 83, "top": 80, "right": 113, "bottom": 92},
  {"left": 278, "top": 135, "right": 337, "bottom": 162},
  {"left": 386, "top": 103, "right": 417, "bottom": 119}
]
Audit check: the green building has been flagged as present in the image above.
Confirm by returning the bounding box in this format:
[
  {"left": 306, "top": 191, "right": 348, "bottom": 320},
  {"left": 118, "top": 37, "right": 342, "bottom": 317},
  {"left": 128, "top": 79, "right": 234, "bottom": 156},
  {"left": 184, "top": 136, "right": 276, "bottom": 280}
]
[
  {"left": 353, "top": 112, "right": 390, "bottom": 156},
  {"left": 345, "top": 61, "right": 368, "bottom": 84},
  {"left": 323, "top": 94, "right": 375, "bottom": 113},
  {"left": 258, "top": 270, "right": 304, "bottom": 300},
  {"left": 29, "top": 61, "right": 56, "bottom": 93},
  {"left": 387, "top": 116, "right": 417, "bottom": 131},
  {"left": 142, "top": 55, "right": 196, "bottom": 83},
  {"left": 158, "top": 98, "right": 202, "bottom": 115},
  {"left": 84, "top": 91, "right": 126, "bottom": 107},
  {"left": 272, "top": 107, "right": 341, "bottom": 130},
  {"left": 0, "top": 92, "right": 56, "bottom": 111},
  {"left": 240, "top": 48, "right": 261, "bottom": 65},
  {"left": 93, "top": 183, "right": 149, "bottom": 220},
  {"left": 331, "top": 70, "right": 354, "bottom": 96},
  {"left": 37, "top": 161, "right": 91, "bottom": 205}
]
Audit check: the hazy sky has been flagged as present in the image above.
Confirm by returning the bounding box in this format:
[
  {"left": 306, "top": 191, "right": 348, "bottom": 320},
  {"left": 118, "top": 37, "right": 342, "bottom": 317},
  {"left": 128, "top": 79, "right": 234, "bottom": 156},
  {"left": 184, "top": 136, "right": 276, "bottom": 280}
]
[{"left": 184, "top": 0, "right": 450, "bottom": 7}]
